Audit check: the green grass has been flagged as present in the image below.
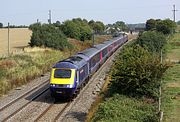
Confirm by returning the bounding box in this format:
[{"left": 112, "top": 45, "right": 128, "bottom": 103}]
[
  {"left": 92, "top": 94, "right": 158, "bottom": 122},
  {"left": 162, "top": 30, "right": 180, "bottom": 122},
  {"left": 162, "top": 64, "right": 180, "bottom": 122}
]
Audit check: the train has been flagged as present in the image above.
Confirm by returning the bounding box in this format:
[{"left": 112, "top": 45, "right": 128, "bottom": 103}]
[{"left": 49, "top": 34, "right": 128, "bottom": 98}]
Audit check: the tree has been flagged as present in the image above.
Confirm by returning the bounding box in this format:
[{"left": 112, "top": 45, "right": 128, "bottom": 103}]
[
  {"left": 53, "top": 21, "right": 61, "bottom": 27},
  {"left": 0, "top": 23, "right": 3, "bottom": 28},
  {"left": 29, "top": 23, "right": 71, "bottom": 50},
  {"left": 61, "top": 18, "right": 92, "bottom": 41},
  {"left": 136, "top": 31, "right": 167, "bottom": 54},
  {"left": 83, "top": 19, "right": 88, "bottom": 23},
  {"left": 29, "top": 23, "right": 41, "bottom": 31},
  {"left": 88, "top": 20, "right": 105, "bottom": 34},
  {"left": 146, "top": 19, "right": 157, "bottom": 31},
  {"left": 61, "top": 20, "right": 81, "bottom": 39},
  {"left": 114, "top": 21, "right": 128, "bottom": 31},
  {"left": 156, "top": 19, "right": 176, "bottom": 34}
]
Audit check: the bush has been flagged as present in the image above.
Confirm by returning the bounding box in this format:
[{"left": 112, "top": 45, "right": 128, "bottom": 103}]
[
  {"left": 136, "top": 31, "right": 167, "bottom": 54},
  {"left": 92, "top": 94, "right": 158, "bottom": 122},
  {"left": 110, "top": 45, "right": 169, "bottom": 98},
  {"left": 29, "top": 23, "right": 71, "bottom": 50}
]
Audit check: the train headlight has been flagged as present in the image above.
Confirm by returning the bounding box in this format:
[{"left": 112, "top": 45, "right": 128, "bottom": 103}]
[
  {"left": 66, "top": 84, "right": 73, "bottom": 88},
  {"left": 50, "top": 84, "right": 56, "bottom": 87},
  {"left": 69, "top": 84, "right": 73, "bottom": 88}
]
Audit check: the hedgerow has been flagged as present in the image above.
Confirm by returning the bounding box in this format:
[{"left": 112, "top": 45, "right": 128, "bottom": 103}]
[{"left": 109, "top": 45, "right": 169, "bottom": 99}]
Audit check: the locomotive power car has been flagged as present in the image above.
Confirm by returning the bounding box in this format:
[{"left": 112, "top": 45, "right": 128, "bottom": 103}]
[{"left": 50, "top": 34, "right": 128, "bottom": 98}]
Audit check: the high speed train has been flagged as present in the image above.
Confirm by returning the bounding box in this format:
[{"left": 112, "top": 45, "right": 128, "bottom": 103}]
[{"left": 50, "top": 34, "right": 128, "bottom": 98}]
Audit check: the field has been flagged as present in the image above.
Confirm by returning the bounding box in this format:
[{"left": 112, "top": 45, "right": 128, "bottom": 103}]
[{"left": 0, "top": 28, "right": 32, "bottom": 56}]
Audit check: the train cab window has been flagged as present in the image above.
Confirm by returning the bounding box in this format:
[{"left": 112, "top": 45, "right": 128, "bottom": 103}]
[{"left": 54, "top": 69, "right": 71, "bottom": 78}]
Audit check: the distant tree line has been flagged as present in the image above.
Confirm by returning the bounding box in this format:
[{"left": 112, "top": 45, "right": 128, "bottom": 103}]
[
  {"left": 29, "top": 18, "right": 106, "bottom": 50},
  {"left": 0, "top": 22, "right": 32, "bottom": 29},
  {"left": 0, "top": 23, "right": 28, "bottom": 28},
  {"left": 4, "top": 25, "right": 29, "bottom": 28},
  {"left": 0, "top": 23, "right": 3, "bottom": 28}
]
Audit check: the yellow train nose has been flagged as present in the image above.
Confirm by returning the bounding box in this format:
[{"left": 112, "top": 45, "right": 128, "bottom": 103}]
[{"left": 50, "top": 68, "right": 75, "bottom": 85}]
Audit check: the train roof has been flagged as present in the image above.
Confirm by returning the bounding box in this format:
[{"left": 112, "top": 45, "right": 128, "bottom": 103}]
[
  {"left": 103, "top": 40, "right": 114, "bottom": 45},
  {"left": 53, "top": 56, "right": 87, "bottom": 69},
  {"left": 94, "top": 43, "right": 108, "bottom": 50},
  {"left": 53, "top": 62, "right": 78, "bottom": 69},
  {"left": 74, "top": 54, "right": 89, "bottom": 61},
  {"left": 78, "top": 47, "right": 100, "bottom": 58},
  {"left": 111, "top": 36, "right": 123, "bottom": 41}
]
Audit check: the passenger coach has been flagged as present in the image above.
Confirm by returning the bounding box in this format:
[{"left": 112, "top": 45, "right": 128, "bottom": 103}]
[{"left": 50, "top": 34, "right": 128, "bottom": 98}]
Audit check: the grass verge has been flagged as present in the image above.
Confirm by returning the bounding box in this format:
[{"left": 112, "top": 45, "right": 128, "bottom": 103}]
[
  {"left": 91, "top": 94, "right": 158, "bottom": 122},
  {"left": 162, "top": 31, "right": 180, "bottom": 122}
]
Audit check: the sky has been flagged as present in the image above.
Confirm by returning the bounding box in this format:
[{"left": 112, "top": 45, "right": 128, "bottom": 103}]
[{"left": 1, "top": 0, "right": 180, "bottom": 26}]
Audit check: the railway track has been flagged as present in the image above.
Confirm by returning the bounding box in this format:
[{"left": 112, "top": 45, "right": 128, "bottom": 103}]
[
  {"left": 35, "top": 44, "right": 125, "bottom": 122},
  {"left": 0, "top": 80, "right": 49, "bottom": 112},
  {"left": 0, "top": 80, "right": 49, "bottom": 122},
  {"left": 0, "top": 40, "right": 128, "bottom": 122},
  {"left": 34, "top": 100, "right": 71, "bottom": 122},
  {"left": 59, "top": 41, "right": 127, "bottom": 122}
]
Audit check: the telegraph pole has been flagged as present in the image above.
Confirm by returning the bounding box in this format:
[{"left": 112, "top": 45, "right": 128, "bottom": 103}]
[
  {"left": 48, "top": 10, "right": 51, "bottom": 24},
  {"left": 8, "top": 22, "right": 10, "bottom": 56},
  {"left": 172, "top": 4, "right": 178, "bottom": 22},
  {"left": 92, "top": 31, "right": 95, "bottom": 47}
]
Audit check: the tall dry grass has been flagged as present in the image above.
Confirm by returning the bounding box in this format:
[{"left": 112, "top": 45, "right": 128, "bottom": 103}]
[{"left": 0, "top": 49, "right": 67, "bottom": 96}]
